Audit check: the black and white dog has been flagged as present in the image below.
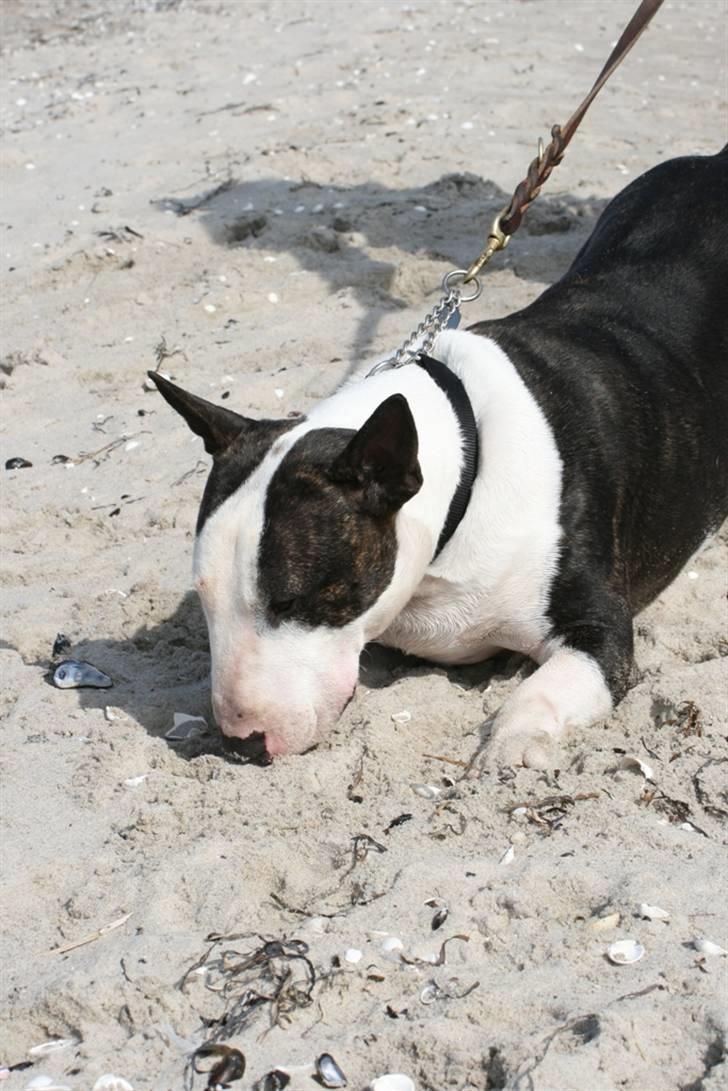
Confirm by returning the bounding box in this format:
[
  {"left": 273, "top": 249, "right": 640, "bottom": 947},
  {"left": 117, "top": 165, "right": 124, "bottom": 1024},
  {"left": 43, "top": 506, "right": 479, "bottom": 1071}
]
[{"left": 151, "top": 149, "right": 728, "bottom": 766}]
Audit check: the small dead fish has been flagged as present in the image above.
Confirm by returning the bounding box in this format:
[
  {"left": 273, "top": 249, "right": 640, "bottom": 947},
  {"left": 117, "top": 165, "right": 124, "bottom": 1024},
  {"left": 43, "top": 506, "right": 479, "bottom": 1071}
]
[
  {"left": 52, "top": 659, "right": 113, "bottom": 689},
  {"left": 5, "top": 457, "right": 32, "bottom": 470},
  {"left": 193, "top": 1043, "right": 246, "bottom": 1089},
  {"left": 315, "top": 1053, "right": 348, "bottom": 1088}
]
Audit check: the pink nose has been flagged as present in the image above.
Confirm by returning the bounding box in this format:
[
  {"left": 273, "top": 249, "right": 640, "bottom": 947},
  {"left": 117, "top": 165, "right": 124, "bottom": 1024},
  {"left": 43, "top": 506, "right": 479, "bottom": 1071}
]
[{"left": 213, "top": 697, "right": 260, "bottom": 738}]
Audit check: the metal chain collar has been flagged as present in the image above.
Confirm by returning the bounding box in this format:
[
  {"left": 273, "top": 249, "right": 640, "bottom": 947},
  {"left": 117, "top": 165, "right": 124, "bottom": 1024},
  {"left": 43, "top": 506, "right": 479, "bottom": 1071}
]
[{"left": 367, "top": 269, "right": 482, "bottom": 376}]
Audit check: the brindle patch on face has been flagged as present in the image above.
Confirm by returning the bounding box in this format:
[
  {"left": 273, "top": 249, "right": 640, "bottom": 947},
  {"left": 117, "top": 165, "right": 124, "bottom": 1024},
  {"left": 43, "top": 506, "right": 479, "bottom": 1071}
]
[
  {"left": 258, "top": 429, "right": 398, "bottom": 628},
  {"left": 197, "top": 418, "right": 298, "bottom": 533}
]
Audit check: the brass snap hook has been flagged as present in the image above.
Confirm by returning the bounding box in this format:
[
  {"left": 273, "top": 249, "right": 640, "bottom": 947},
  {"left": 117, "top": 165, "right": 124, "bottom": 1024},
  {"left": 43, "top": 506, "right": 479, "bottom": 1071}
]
[{"left": 463, "top": 207, "right": 511, "bottom": 283}]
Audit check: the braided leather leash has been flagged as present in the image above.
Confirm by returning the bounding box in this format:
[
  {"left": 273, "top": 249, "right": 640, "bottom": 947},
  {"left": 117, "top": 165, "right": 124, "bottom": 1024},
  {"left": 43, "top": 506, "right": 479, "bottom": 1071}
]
[
  {"left": 465, "top": 0, "right": 666, "bottom": 280},
  {"left": 371, "top": 0, "right": 666, "bottom": 375}
]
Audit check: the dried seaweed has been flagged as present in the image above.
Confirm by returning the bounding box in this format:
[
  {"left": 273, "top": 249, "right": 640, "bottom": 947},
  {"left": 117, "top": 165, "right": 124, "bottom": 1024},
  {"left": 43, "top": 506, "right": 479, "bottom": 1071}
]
[
  {"left": 179, "top": 933, "right": 316, "bottom": 1040},
  {"left": 506, "top": 792, "right": 599, "bottom": 833}
]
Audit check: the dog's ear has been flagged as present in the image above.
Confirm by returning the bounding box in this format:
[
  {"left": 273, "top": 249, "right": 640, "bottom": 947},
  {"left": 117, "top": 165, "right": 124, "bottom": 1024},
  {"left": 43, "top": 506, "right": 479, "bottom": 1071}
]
[
  {"left": 147, "top": 371, "right": 251, "bottom": 456},
  {"left": 331, "top": 393, "right": 422, "bottom": 514}
]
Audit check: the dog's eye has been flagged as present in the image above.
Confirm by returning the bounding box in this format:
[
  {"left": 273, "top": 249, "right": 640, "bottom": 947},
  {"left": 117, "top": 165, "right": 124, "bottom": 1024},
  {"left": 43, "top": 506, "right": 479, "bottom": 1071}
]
[{"left": 269, "top": 597, "right": 296, "bottom": 619}]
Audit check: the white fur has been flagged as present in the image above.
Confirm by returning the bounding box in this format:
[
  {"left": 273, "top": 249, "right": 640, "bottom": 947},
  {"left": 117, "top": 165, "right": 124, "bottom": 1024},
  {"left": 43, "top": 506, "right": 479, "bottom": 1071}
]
[
  {"left": 195, "top": 328, "right": 609, "bottom": 760},
  {"left": 486, "top": 642, "right": 614, "bottom": 769}
]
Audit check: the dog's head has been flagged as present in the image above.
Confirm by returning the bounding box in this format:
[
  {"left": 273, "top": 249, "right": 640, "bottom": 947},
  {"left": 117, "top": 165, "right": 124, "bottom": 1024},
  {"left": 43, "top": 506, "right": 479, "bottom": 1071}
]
[{"left": 150, "top": 372, "right": 423, "bottom": 757}]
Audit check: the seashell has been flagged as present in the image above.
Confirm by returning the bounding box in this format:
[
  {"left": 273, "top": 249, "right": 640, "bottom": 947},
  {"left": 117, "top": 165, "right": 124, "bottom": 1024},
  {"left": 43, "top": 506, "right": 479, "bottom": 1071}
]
[
  {"left": 124, "top": 775, "right": 148, "bottom": 788},
  {"left": 257, "top": 1073, "right": 290, "bottom": 1091},
  {"left": 420, "top": 982, "right": 439, "bottom": 1005},
  {"left": 431, "top": 906, "right": 449, "bottom": 931},
  {"left": 617, "top": 755, "right": 654, "bottom": 781},
  {"left": 391, "top": 711, "right": 412, "bottom": 725},
  {"left": 165, "top": 712, "right": 208, "bottom": 741},
  {"left": 410, "top": 783, "right": 441, "bottom": 800},
  {"left": 693, "top": 937, "right": 727, "bottom": 957},
  {"left": 53, "top": 659, "right": 112, "bottom": 689},
  {"left": 589, "top": 911, "right": 621, "bottom": 931},
  {"left": 369, "top": 1076, "right": 416, "bottom": 1091},
  {"left": 24, "top": 1079, "right": 72, "bottom": 1091},
  {"left": 343, "top": 947, "right": 362, "bottom": 963},
  {"left": 639, "top": 903, "right": 670, "bottom": 922},
  {"left": 380, "top": 936, "right": 404, "bottom": 961},
  {"left": 92, "top": 1078, "right": 134, "bottom": 1091},
  {"left": 315, "top": 1053, "right": 347, "bottom": 1088},
  {"left": 607, "top": 939, "right": 645, "bottom": 965},
  {"left": 28, "top": 1037, "right": 79, "bottom": 1056},
  {"left": 6, "top": 457, "right": 33, "bottom": 470},
  {"left": 499, "top": 845, "right": 515, "bottom": 866}
]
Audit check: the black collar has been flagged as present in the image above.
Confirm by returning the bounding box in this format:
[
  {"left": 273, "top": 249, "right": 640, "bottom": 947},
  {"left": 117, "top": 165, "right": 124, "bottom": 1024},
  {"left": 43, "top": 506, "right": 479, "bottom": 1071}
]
[{"left": 416, "top": 353, "right": 480, "bottom": 559}]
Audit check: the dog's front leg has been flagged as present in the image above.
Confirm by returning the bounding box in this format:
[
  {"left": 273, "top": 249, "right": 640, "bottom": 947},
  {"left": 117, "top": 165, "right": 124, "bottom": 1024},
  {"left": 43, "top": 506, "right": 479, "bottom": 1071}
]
[{"left": 484, "top": 598, "right": 634, "bottom": 769}]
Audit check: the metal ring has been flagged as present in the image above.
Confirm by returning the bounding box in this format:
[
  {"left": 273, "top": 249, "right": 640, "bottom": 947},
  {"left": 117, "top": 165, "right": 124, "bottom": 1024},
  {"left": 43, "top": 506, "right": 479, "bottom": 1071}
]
[{"left": 442, "top": 269, "right": 482, "bottom": 303}]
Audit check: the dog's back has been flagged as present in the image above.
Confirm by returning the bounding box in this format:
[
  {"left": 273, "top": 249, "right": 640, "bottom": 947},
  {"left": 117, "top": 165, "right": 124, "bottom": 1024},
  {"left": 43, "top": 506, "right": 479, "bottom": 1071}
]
[{"left": 473, "top": 148, "right": 728, "bottom": 611}]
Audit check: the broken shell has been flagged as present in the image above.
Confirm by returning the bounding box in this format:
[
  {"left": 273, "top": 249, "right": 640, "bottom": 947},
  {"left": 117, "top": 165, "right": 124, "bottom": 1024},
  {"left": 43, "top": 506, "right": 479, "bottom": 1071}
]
[
  {"left": 607, "top": 939, "right": 645, "bottom": 965},
  {"left": 410, "top": 783, "right": 441, "bottom": 800},
  {"left": 693, "top": 937, "right": 727, "bottom": 956},
  {"left": 380, "top": 936, "right": 404, "bottom": 960},
  {"left": 28, "top": 1038, "right": 79, "bottom": 1056},
  {"left": 391, "top": 711, "right": 412, "bottom": 725},
  {"left": 92, "top": 1078, "right": 134, "bottom": 1091},
  {"left": 639, "top": 903, "right": 670, "bottom": 922},
  {"left": 431, "top": 906, "right": 449, "bottom": 931},
  {"left": 52, "top": 659, "right": 112, "bottom": 689},
  {"left": 165, "top": 712, "right": 208, "bottom": 741},
  {"left": 589, "top": 911, "right": 621, "bottom": 931},
  {"left": 124, "top": 775, "right": 148, "bottom": 788},
  {"left": 257, "top": 1073, "right": 290, "bottom": 1091},
  {"left": 617, "top": 755, "right": 654, "bottom": 781},
  {"left": 24, "top": 1080, "right": 72, "bottom": 1091},
  {"left": 420, "top": 982, "right": 439, "bottom": 1005},
  {"left": 343, "top": 948, "right": 362, "bottom": 963},
  {"left": 499, "top": 845, "right": 515, "bottom": 866},
  {"left": 315, "top": 1053, "right": 347, "bottom": 1088},
  {"left": 369, "top": 1077, "right": 415, "bottom": 1091}
]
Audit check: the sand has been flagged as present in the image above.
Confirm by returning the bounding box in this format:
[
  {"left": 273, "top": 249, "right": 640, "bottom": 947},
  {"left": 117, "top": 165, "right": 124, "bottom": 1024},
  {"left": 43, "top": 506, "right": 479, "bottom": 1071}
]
[{"left": 1, "top": 1, "right": 726, "bottom": 1088}]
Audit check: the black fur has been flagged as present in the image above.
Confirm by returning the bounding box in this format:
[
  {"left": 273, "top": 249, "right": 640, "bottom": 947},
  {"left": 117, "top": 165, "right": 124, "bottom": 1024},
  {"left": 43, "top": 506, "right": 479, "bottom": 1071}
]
[{"left": 471, "top": 148, "right": 728, "bottom": 699}]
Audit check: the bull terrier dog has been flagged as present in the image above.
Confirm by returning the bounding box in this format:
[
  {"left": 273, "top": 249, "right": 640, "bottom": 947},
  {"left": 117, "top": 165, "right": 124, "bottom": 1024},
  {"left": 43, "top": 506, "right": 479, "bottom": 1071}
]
[{"left": 151, "top": 148, "right": 728, "bottom": 767}]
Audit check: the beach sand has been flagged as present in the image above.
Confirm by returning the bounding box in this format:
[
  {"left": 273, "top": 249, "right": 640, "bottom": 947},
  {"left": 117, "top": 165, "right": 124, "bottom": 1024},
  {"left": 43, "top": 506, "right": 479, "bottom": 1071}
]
[{"left": 1, "top": 1, "right": 726, "bottom": 1088}]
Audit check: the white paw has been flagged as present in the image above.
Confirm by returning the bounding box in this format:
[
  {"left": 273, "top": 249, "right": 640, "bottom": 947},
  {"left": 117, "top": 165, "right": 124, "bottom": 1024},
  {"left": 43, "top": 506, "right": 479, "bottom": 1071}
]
[
  {"left": 486, "top": 726, "right": 556, "bottom": 770},
  {"left": 481, "top": 695, "right": 561, "bottom": 770}
]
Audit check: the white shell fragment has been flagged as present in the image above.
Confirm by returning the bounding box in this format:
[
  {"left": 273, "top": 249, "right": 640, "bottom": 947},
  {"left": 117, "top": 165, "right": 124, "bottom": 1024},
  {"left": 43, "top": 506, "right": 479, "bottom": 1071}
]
[
  {"left": 693, "top": 937, "right": 727, "bottom": 957},
  {"left": 607, "top": 939, "right": 645, "bottom": 965},
  {"left": 617, "top": 755, "right": 654, "bottom": 780},
  {"left": 499, "top": 845, "right": 515, "bottom": 866},
  {"left": 380, "top": 936, "right": 404, "bottom": 960},
  {"left": 124, "top": 775, "right": 148, "bottom": 788},
  {"left": 370, "top": 1076, "right": 416, "bottom": 1091},
  {"left": 165, "top": 713, "right": 208, "bottom": 741},
  {"left": 92, "top": 1079, "right": 134, "bottom": 1091},
  {"left": 28, "top": 1037, "right": 79, "bottom": 1056},
  {"left": 53, "top": 659, "right": 112, "bottom": 689},
  {"left": 639, "top": 903, "right": 670, "bottom": 922},
  {"left": 410, "top": 783, "right": 441, "bottom": 800},
  {"left": 391, "top": 710, "right": 412, "bottom": 725},
  {"left": 343, "top": 947, "right": 362, "bottom": 963},
  {"left": 589, "top": 911, "right": 621, "bottom": 931},
  {"left": 24, "top": 1079, "right": 72, "bottom": 1091}
]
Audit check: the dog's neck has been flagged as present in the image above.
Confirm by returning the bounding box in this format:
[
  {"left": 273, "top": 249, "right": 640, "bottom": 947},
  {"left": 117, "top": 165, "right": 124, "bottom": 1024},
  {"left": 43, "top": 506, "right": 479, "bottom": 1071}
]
[{"left": 307, "top": 358, "right": 467, "bottom": 557}]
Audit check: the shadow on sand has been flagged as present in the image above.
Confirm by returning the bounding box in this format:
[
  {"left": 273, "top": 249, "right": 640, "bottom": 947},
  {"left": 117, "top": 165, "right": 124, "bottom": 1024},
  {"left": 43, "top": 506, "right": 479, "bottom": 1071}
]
[{"left": 153, "top": 171, "right": 607, "bottom": 365}]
